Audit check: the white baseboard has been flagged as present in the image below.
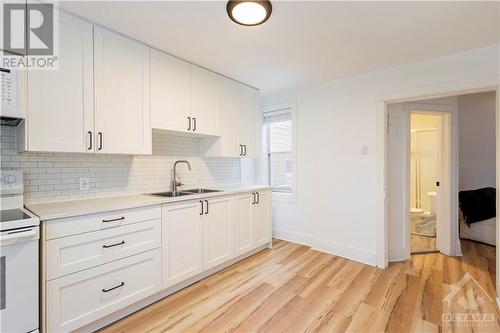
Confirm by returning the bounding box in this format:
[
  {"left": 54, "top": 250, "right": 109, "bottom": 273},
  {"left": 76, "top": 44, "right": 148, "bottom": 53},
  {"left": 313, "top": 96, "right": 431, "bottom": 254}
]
[
  {"left": 272, "top": 228, "right": 312, "bottom": 246},
  {"left": 312, "top": 238, "right": 377, "bottom": 267}
]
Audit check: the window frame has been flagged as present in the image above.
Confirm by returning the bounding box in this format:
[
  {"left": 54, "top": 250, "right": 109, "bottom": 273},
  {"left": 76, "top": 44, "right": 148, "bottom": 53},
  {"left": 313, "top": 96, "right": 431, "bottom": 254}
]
[{"left": 262, "top": 102, "right": 297, "bottom": 204}]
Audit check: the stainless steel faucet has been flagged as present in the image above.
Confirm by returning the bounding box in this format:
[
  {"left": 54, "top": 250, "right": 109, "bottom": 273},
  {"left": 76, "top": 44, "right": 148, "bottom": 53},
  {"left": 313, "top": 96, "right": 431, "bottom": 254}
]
[{"left": 171, "top": 160, "right": 191, "bottom": 192}]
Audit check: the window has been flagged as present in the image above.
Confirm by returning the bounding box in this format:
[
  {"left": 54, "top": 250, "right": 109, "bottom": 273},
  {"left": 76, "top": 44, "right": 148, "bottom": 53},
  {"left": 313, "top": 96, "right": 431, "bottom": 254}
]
[{"left": 264, "top": 106, "right": 295, "bottom": 198}]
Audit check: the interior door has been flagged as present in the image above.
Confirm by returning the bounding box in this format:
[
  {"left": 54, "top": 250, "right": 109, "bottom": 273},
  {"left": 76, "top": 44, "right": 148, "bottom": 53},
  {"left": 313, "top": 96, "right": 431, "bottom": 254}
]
[
  {"left": 94, "top": 26, "right": 151, "bottom": 155},
  {"left": 386, "top": 104, "right": 411, "bottom": 261},
  {"left": 162, "top": 201, "right": 203, "bottom": 288},
  {"left": 190, "top": 65, "right": 221, "bottom": 135},
  {"left": 234, "top": 193, "right": 254, "bottom": 255},
  {"left": 203, "top": 196, "right": 234, "bottom": 269},
  {"left": 150, "top": 49, "right": 191, "bottom": 133},
  {"left": 27, "top": 12, "right": 93, "bottom": 153}
]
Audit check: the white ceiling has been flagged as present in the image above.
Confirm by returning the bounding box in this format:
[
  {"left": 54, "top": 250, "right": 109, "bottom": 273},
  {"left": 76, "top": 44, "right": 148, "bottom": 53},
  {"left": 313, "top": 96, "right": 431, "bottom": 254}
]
[{"left": 59, "top": 1, "right": 499, "bottom": 96}]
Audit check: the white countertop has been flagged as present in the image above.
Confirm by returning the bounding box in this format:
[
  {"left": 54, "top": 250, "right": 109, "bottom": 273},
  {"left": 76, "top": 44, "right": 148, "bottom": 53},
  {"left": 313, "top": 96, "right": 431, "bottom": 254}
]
[{"left": 25, "top": 185, "right": 271, "bottom": 221}]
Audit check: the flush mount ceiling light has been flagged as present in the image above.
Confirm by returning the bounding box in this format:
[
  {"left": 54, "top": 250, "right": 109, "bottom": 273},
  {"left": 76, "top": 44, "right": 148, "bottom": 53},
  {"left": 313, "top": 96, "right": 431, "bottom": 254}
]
[{"left": 226, "top": 1, "right": 272, "bottom": 26}]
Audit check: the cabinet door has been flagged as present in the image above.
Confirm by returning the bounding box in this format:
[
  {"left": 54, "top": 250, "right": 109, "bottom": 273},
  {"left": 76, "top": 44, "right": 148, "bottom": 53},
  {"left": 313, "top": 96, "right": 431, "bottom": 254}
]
[
  {"left": 253, "top": 191, "right": 272, "bottom": 246},
  {"left": 162, "top": 201, "right": 203, "bottom": 288},
  {"left": 190, "top": 65, "right": 221, "bottom": 135},
  {"left": 204, "top": 77, "right": 241, "bottom": 157},
  {"left": 204, "top": 196, "right": 234, "bottom": 270},
  {"left": 234, "top": 193, "right": 254, "bottom": 255},
  {"left": 27, "top": 12, "right": 93, "bottom": 153},
  {"left": 94, "top": 27, "right": 151, "bottom": 154},
  {"left": 239, "top": 86, "right": 258, "bottom": 157},
  {"left": 151, "top": 49, "right": 191, "bottom": 133}
]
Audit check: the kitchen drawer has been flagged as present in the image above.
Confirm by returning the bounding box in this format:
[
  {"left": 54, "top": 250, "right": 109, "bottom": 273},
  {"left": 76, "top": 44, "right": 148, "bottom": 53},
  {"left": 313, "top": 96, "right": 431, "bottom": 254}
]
[
  {"left": 46, "top": 248, "right": 161, "bottom": 333},
  {"left": 45, "top": 205, "right": 161, "bottom": 240},
  {"left": 46, "top": 219, "right": 161, "bottom": 280}
]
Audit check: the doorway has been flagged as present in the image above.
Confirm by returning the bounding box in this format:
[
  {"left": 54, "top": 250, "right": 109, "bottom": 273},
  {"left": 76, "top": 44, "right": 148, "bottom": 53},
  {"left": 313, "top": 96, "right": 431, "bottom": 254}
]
[
  {"left": 387, "top": 98, "right": 456, "bottom": 261},
  {"left": 410, "top": 113, "right": 442, "bottom": 253}
]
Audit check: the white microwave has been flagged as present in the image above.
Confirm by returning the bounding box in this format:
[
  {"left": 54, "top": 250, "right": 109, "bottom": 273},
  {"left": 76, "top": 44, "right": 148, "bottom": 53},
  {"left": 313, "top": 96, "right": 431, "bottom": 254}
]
[{"left": 0, "top": 64, "right": 24, "bottom": 126}]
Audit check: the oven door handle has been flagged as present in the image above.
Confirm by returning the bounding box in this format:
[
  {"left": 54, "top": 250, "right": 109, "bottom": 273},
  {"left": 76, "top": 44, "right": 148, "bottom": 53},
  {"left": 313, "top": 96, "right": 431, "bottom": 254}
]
[{"left": 1, "top": 228, "right": 38, "bottom": 243}]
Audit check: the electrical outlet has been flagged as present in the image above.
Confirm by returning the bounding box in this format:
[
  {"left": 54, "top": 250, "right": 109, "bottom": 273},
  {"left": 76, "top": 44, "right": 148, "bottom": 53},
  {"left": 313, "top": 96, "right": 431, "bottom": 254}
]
[{"left": 79, "top": 177, "right": 90, "bottom": 191}]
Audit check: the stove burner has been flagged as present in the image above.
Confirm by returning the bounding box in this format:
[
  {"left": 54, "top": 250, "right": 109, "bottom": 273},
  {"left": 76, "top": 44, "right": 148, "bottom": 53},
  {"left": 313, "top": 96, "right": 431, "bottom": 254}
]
[{"left": 0, "top": 209, "right": 32, "bottom": 223}]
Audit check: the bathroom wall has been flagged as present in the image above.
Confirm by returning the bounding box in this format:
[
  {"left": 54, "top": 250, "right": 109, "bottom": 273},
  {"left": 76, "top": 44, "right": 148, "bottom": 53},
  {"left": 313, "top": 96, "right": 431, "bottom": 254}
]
[
  {"left": 457, "top": 91, "right": 497, "bottom": 191},
  {"left": 0, "top": 126, "right": 241, "bottom": 204}
]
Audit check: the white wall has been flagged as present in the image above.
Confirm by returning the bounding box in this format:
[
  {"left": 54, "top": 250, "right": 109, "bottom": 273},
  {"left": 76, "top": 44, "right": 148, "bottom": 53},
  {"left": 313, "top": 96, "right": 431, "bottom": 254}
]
[
  {"left": 261, "top": 44, "right": 500, "bottom": 266},
  {"left": 458, "top": 91, "right": 497, "bottom": 191}
]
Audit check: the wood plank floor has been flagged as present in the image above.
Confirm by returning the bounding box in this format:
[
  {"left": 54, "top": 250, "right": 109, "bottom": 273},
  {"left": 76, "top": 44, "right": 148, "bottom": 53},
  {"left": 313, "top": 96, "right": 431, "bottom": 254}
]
[{"left": 101, "top": 239, "right": 499, "bottom": 333}]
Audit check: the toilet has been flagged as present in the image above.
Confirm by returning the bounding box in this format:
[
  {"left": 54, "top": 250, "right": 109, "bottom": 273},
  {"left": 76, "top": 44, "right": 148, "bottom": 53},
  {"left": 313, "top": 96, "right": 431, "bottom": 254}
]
[{"left": 426, "top": 191, "right": 437, "bottom": 215}]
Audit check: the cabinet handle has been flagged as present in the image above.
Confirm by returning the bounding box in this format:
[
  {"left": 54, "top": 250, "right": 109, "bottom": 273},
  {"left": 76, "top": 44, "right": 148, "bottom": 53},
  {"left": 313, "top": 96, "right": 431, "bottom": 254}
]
[
  {"left": 239, "top": 145, "right": 243, "bottom": 156},
  {"left": 243, "top": 145, "right": 247, "bottom": 156},
  {"left": 87, "top": 131, "right": 92, "bottom": 151},
  {"left": 256, "top": 192, "right": 260, "bottom": 204},
  {"left": 102, "top": 240, "right": 125, "bottom": 248},
  {"left": 188, "top": 117, "right": 191, "bottom": 131},
  {"left": 98, "top": 132, "right": 103, "bottom": 151},
  {"left": 200, "top": 201, "right": 204, "bottom": 215},
  {"left": 102, "top": 282, "right": 125, "bottom": 293},
  {"left": 252, "top": 192, "right": 256, "bottom": 204},
  {"left": 193, "top": 118, "right": 197, "bottom": 131},
  {"left": 205, "top": 200, "right": 209, "bottom": 214},
  {"left": 102, "top": 216, "right": 125, "bottom": 223}
]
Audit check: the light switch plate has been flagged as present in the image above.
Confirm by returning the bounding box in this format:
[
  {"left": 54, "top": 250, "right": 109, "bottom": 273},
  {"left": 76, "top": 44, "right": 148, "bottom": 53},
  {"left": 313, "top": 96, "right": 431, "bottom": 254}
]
[{"left": 79, "top": 177, "right": 89, "bottom": 191}]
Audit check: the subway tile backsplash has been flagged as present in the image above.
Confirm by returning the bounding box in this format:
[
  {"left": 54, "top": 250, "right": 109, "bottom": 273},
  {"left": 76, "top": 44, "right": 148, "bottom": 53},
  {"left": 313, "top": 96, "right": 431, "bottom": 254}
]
[{"left": 0, "top": 127, "right": 240, "bottom": 204}]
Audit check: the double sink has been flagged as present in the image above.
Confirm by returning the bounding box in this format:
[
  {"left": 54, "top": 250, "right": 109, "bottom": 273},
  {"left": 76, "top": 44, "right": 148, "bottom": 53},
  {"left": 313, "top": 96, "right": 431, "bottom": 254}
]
[{"left": 149, "top": 188, "right": 222, "bottom": 198}]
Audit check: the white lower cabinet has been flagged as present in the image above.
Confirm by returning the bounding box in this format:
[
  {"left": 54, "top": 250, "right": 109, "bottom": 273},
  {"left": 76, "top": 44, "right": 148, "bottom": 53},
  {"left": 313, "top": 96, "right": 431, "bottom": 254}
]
[
  {"left": 46, "top": 249, "right": 161, "bottom": 333},
  {"left": 42, "top": 193, "right": 271, "bottom": 332},
  {"left": 234, "top": 192, "right": 254, "bottom": 255},
  {"left": 253, "top": 191, "right": 272, "bottom": 246},
  {"left": 234, "top": 190, "right": 272, "bottom": 254},
  {"left": 203, "top": 196, "right": 234, "bottom": 270},
  {"left": 162, "top": 200, "right": 204, "bottom": 288}
]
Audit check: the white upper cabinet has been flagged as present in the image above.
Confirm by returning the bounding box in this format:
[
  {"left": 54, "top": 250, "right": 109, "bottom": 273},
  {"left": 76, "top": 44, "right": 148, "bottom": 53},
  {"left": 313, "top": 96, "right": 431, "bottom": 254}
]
[
  {"left": 151, "top": 49, "right": 191, "bottom": 133},
  {"left": 94, "top": 26, "right": 151, "bottom": 155},
  {"left": 204, "top": 77, "right": 241, "bottom": 157},
  {"left": 240, "top": 85, "right": 258, "bottom": 158},
  {"left": 203, "top": 81, "right": 258, "bottom": 158},
  {"left": 190, "top": 65, "right": 221, "bottom": 135},
  {"left": 26, "top": 12, "right": 94, "bottom": 153}
]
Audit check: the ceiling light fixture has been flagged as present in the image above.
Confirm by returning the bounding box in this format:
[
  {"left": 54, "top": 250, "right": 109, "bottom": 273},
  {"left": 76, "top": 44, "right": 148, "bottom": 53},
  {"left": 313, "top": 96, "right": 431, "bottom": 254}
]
[{"left": 226, "top": 1, "right": 272, "bottom": 26}]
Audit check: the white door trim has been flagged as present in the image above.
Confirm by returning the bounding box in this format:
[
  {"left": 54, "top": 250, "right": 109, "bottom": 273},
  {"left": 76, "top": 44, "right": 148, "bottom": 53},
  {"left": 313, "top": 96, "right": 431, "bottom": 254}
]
[
  {"left": 496, "top": 87, "right": 500, "bottom": 298},
  {"left": 377, "top": 80, "right": 499, "bottom": 269}
]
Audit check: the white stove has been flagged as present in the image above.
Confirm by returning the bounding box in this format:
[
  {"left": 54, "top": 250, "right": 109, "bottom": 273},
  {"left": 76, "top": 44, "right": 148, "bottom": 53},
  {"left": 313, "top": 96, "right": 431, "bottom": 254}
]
[{"left": 0, "top": 169, "right": 40, "bottom": 333}]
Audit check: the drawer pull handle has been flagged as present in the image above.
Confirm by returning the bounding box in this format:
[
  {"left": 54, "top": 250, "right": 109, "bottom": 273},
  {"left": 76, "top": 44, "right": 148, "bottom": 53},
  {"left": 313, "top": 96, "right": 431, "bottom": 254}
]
[
  {"left": 102, "top": 217, "right": 125, "bottom": 223},
  {"left": 102, "top": 240, "right": 125, "bottom": 248},
  {"left": 102, "top": 282, "right": 125, "bottom": 293}
]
